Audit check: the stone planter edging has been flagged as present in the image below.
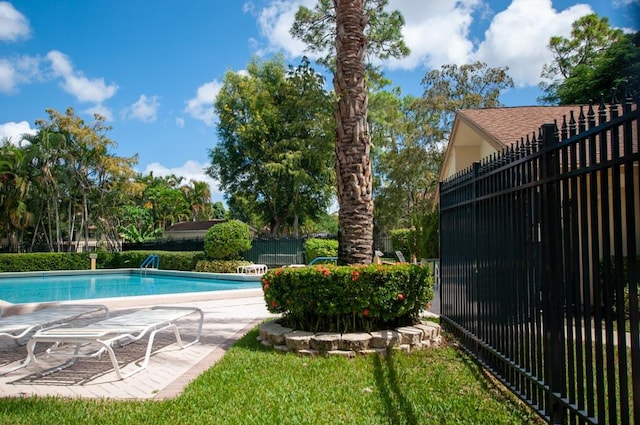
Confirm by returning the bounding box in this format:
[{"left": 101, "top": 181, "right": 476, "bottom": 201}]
[{"left": 258, "top": 320, "right": 441, "bottom": 357}]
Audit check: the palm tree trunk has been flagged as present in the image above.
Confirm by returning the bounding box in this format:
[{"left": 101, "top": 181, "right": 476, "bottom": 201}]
[{"left": 333, "top": 0, "right": 374, "bottom": 265}]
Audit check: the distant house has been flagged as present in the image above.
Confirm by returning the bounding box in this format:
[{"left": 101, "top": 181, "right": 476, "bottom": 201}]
[
  {"left": 163, "top": 220, "right": 227, "bottom": 240},
  {"left": 440, "top": 105, "right": 582, "bottom": 180}
]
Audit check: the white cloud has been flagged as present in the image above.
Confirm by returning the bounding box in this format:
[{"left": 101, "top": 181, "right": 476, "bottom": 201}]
[
  {"left": 143, "top": 160, "right": 224, "bottom": 202},
  {"left": 386, "top": 0, "right": 480, "bottom": 70},
  {"left": 613, "top": 0, "right": 638, "bottom": 6},
  {"left": 252, "top": 0, "right": 601, "bottom": 89},
  {"left": 176, "top": 117, "right": 185, "bottom": 128},
  {"left": 0, "top": 55, "right": 44, "bottom": 93},
  {"left": 0, "top": 59, "right": 16, "bottom": 92},
  {"left": 252, "top": 0, "right": 480, "bottom": 68},
  {"left": 184, "top": 80, "right": 222, "bottom": 126},
  {"left": 83, "top": 104, "right": 114, "bottom": 122},
  {"left": 0, "top": 121, "right": 36, "bottom": 145},
  {"left": 252, "top": 0, "right": 311, "bottom": 58},
  {"left": 0, "top": 1, "right": 30, "bottom": 42},
  {"left": 122, "top": 94, "right": 160, "bottom": 123},
  {"left": 474, "top": 0, "right": 593, "bottom": 86},
  {"left": 46, "top": 50, "right": 118, "bottom": 103}
]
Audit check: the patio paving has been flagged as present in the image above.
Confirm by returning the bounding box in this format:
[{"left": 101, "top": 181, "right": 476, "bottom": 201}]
[{"left": 0, "top": 289, "right": 275, "bottom": 400}]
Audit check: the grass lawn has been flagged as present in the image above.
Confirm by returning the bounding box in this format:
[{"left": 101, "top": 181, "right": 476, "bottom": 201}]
[{"left": 0, "top": 327, "right": 543, "bottom": 425}]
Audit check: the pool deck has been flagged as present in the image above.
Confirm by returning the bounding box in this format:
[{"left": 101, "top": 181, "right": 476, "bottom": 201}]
[{"left": 0, "top": 288, "right": 276, "bottom": 400}]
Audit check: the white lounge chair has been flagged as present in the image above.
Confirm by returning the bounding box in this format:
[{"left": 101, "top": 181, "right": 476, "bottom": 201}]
[
  {"left": 24, "top": 305, "right": 204, "bottom": 380},
  {"left": 0, "top": 304, "right": 109, "bottom": 344}
]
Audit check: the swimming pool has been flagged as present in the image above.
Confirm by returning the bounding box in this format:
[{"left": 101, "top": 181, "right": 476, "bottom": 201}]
[{"left": 0, "top": 269, "right": 262, "bottom": 304}]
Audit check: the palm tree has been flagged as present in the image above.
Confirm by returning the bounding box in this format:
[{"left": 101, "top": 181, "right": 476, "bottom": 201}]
[
  {"left": 182, "top": 180, "right": 212, "bottom": 221},
  {"left": 0, "top": 143, "right": 33, "bottom": 252},
  {"left": 333, "top": 0, "right": 374, "bottom": 264}
]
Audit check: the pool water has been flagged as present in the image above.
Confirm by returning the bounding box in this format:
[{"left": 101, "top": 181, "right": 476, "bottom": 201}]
[{"left": 0, "top": 272, "right": 261, "bottom": 304}]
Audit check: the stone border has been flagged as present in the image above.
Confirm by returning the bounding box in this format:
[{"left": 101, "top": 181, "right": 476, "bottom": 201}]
[{"left": 258, "top": 320, "right": 441, "bottom": 357}]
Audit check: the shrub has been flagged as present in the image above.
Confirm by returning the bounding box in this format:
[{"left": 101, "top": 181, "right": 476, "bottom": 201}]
[
  {"left": 390, "top": 228, "right": 418, "bottom": 261},
  {"left": 0, "top": 253, "right": 90, "bottom": 272},
  {"left": 261, "top": 263, "right": 434, "bottom": 333},
  {"left": 204, "top": 220, "right": 252, "bottom": 260},
  {"left": 108, "top": 251, "right": 205, "bottom": 271},
  {"left": 195, "top": 259, "right": 252, "bottom": 273},
  {"left": 0, "top": 251, "right": 205, "bottom": 272},
  {"left": 303, "top": 238, "right": 338, "bottom": 263}
]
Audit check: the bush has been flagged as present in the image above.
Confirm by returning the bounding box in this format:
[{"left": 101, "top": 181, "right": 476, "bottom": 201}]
[
  {"left": 195, "top": 259, "right": 252, "bottom": 273},
  {"left": 0, "top": 253, "right": 90, "bottom": 272},
  {"left": 390, "top": 228, "right": 417, "bottom": 261},
  {"left": 0, "top": 251, "right": 205, "bottom": 272},
  {"left": 204, "top": 220, "right": 252, "bottom": 260},
  {"left": 261, "top": 263, "right": 434, "bottom": 333},
  {"left": 303, "top": 238, "right": 338, "bottom": 263}
]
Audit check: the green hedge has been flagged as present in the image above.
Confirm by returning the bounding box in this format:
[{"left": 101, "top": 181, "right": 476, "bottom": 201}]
[
  {"left": 261, "top": 263, "right": 434, "bottom": 333},
  {"left": 195, "top": 259, "right": 252, "bottom": 273},
  {"left": 0, "top": 251, "right": 205, "bottom": 272},
  {"left": 303, "top": 238, "right": 338, "bottom": 263},
  {"left": 0, "top": 253, "right": 92, "bottom": 272}
]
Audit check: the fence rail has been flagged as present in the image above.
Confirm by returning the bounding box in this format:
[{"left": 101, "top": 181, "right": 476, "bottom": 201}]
[
  {"left": 439, "top": 95, "right": 639, "bottom": 424},
  {"left": 123, "top": 235, "right": 399, "bottom": 268}
]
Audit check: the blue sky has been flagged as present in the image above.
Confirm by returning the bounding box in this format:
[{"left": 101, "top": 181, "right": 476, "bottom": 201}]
[{"left": 1, "top": 0, "right": 638, "bottom": 203}]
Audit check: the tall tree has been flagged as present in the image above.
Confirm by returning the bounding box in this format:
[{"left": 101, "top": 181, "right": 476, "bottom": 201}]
[
  {"left": 292, "top": 0, "right": 409, "bottom": 264},
  {"left": 372, "top": 63, "right": 513, "bottom": 257},
  {"left": 0, "top": 142, "right": 33, "bottom": 252},
  {"left": 208, "top": 56, "right": 334, "bottom": 236},
  {"left": 538, "top": 14, "right": 633, "bottom": 104},
  {"left": 417, "top": 62, "right": 514, "bottom": 142},
  {"left": 22, "top": 108, "right": 138, "bottom": 251}
]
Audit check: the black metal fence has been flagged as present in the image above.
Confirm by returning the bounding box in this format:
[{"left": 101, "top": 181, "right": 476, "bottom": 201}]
[
  {"left": 123, "top": 235, "right": 399, "bottom": 268},
  {"left": 439, "top": 96, "right": 639, "bottom": 424}
]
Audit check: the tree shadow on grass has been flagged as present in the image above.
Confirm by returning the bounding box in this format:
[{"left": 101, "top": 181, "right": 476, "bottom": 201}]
[{"left": 372, "top": 349, "right": 420, "bottom": 425}]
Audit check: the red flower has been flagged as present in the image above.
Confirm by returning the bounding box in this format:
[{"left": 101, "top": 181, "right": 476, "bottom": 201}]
[
  {"left": 397, "top": 293, "right": 405, "bottom": 301},
  {"left": 275, "top": 268, "right": 283, "bottom": 275},
  {"left": 322, "top": 268, "right": 331, "bottom": 276},
  {"left": 351, "top": 270, "right": 360, "bottom": 281},
  {"left": 270, "top": 300, "right": 278, "bottom": 308},
  {"left": 363, "top": 308, "right": 369, "bottom": 317},
  {"left": 262, "top": 283, "right": 269, "bottom": 291}
]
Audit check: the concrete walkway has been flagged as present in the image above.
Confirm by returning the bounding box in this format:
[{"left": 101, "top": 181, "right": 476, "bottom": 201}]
[{"left": 0, "top": 289, "right": 275, "bottom": 400}]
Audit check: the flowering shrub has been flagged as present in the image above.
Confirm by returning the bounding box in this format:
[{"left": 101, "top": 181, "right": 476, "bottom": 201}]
[{"left": 261, "top": 263, "right": 434, "bottom": 333}]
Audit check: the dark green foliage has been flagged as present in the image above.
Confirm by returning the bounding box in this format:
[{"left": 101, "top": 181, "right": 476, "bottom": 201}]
[
  {"left": 195, "top": 259, "right": 251, "bottom": 273},
  {"left": 303, "top": 238, "right": 338, "bottom": 263},
  {"left": 208, "top": 56, "right": 335, "bottom": 236},
  {"left": 539, "top": 14, "right": 638, "bottom": 104},
  {"left": 107, "top": 251, "right": 204, "bottom": 271},
  {"left": 0, "top": 251, "right": 205, "bottom": 272},
  {"left": 203, "top": 220, "right": 252, "bottom": 260},
  {"left": 0, "top": 253, "right": 91, "bottom": 272},
  {"left": 262, "top": 264, "right": 434, "bottom": 333},
  {"left": 390, "top": 229, "right": 414, "bottom": 260}
]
